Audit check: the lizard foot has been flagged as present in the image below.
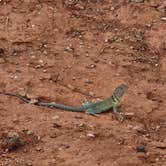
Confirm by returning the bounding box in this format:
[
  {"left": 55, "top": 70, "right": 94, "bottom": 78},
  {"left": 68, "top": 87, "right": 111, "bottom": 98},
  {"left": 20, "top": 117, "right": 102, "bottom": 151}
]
[
  {"left": 113, "top": 112, "right": 125, "bottom": 122},
  {"left": 85, "top": 112, "right": 99, "bottom": 117}
]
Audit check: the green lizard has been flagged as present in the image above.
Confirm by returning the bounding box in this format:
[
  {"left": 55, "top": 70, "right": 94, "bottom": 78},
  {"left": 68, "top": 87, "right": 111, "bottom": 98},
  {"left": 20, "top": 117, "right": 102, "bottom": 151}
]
[{"left": 0, "top": 84, "right": 128, "bottom": 121}]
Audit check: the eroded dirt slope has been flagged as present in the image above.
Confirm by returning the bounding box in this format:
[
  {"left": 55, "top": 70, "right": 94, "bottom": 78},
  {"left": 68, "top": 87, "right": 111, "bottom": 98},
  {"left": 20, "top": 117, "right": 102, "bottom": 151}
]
[{"left": 0, "top": 0, "right": 166, "bottom": 165}]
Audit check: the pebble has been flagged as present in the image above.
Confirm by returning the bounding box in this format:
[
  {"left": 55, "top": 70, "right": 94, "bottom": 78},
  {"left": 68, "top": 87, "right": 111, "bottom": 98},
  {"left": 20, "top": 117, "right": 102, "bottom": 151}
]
[
  {"left": 130, "top": 0, "right": 144, "bottom": 2},
  {"left": 72, "top": 76, "right": 76, "bottom": 80},
  {"left": 52, "top": 115, "right": 60, "bottom": 120},
  {"left": 84, "top": 79, "right": 93, "bottom": 84},
  {"left": 12, "top": 118, "right": 19, "bottom": 123},
  {"left": 43, "top": 69, "right": 47, "bottom": 73},
  {"left": 86, "top": 133, "right": 95, "bottom": 138},
  {"left": 31, "top": 55, "right": 36, "bottom": 59},
  {"left": 10, "top": 75, "right": 18, "bottom": 80},
  {"left": 86, "top": 64, "right": 96, "bottom": 69},
  {"left": 85, "top": 53, "right": 89, "bottom": 57},
  {"left": 67, "top": 84, "right": 75, "bottom": 90},
  {"left": 26, "top": 130, "right": 34, "bottom": 136},
  {"left": 130, "top": 46, "right": 134, "bottom": 49},
  {"left": 161, "top": 17, "right": 166, "bottom": 21},
  {"left": 35, "top": 64, "right": 43, "bottom": 69},
  {"left": 110, "top": 7, "right": 115, "bottom": 11},
  {"left": 26, "top": 161, "right": 33, "bottom": 166},
  {"left": 90, "top": 64, "right": 96, "bottom": 68},
  {"left": 43, "top": 50, "right": 47, "bottom": 55},
  {"left": 52, "top": 123, "right": 61, "bottom": 128},
  {"left": 38, "top": 59, "right": 44, "bottom": 64},
  {"left": 136, "top": 144, "right": 145, "bottom": 152},
  {"left": 125, "top": 112, "right": 135, "bottom": 117},
  {"left": 89, "top": 91, "right": 95, "bottom": 96},
  {"left": 64, "top": 46, "right": 74, "bottom": 52},
  {"left": 35, "top": 147, "right": 42, "bottom": 151}
]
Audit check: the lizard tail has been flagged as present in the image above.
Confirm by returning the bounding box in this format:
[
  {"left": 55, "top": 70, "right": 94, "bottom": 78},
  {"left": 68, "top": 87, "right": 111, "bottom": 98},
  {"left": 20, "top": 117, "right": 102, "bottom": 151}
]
[
  {"left": 0, "top": 92, "right": 85, "bottom": 112},
  {"left": 37, "top": 102, "right": 85, "bottom": 112},
  {"left": 0, "top": 92, "right": 30, "bottom": 103}
]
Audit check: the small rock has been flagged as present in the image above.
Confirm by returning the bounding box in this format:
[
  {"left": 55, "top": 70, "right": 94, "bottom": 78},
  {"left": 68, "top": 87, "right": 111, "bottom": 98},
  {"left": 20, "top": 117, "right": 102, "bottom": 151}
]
[
  {"left": 11, "top": 49, "right": 18, "bottom": 56},
  {"left": 89, "top": 91, "right": 95, "bottom": 96},
  {"left": 35, "top": 64, "right": 42, "bottom": 69},
  {"left": 43, "top": 50, "right": 47, "bottom": 55},
  {"left": 12, "top": 118, "right": 19, "bottom": 123},
  {"left": 136, "top": 145, "right": 145, "bottom": 152},
  {"left": 75, "top": 3, "right": 84, "bottom": 10},
  {"left": 35, "top": 147, "right": 42, "bottom": 151},
  {"left": 78, "top": 123, "right": 87, "bottom": 131},
  {"left": 85, "top": 79, "right": 93, "bottom": 84},
  {"left": 130, "top": 46, "right": 134, "bottom": 49},
  {"left": 74, "top": 115, "right": 83, "bottom": 119},
  {"left": 130, "top": 0, "right": 144, "bottom": 3},
  {"left": 146, "top": 24, "right": 151, "bottom": 28},
  {"left": 43, "top": 69, "right": 47, "bottom": 73},
  {"left": 67, "top": 84, "right": 75, "bottom": 90},
  {"left": 31, "top": 55, "right": 36, "bottom": 59},
  {"left": 125, "top": 112, "right": 135, "bottom": 117},
  {"left": 52, "top": 123, "right": 61, "bottom": 128},
  {"left": 30, "top": 98, "right": 38, "bottom": 104},
  {"left": 64, "top": 45, "right": 74, "bottom": 53},
  {"left": 86, "top": 64, "right": 96, "bottom": 69},
  {"left": 161, "top": 17, "right": 166, "bottom": 21},
  {"left": 26, "top": 130, "right": 34, "bottom": 136},
  {"left": 38, "top": 59, "right": 44, "bottom": 64},
  {"left": 37, "top": 136, "right": 41, "bottom": 141},
  {"left": 86, "top": 133, "right": 95, "bottom": 138},
  {"left": 26, "top": 161, "right": 33, "bottom": 166},
  {"left": 110, "top": 7, "right": 115, "bottom": 11},
  {"left": 85, "top": 53, "right": 89, "bottom": 57},
  {"left": 52, "top": 115, "right": 60, "bottom": 120},
  {"left": 72, "top": 76, "right": 76, "bottom": 80}
]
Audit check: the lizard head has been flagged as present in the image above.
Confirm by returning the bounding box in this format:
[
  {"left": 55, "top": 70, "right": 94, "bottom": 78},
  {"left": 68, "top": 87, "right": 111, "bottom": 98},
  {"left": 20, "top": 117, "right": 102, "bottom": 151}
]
[{"left": 112, "top": 84, "right": 128, "bottom": 101}]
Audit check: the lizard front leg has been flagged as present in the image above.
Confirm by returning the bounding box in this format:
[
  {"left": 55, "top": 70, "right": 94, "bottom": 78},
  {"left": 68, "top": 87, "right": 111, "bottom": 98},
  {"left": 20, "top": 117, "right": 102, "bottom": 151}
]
[{"left": 113, "top": 106, "right": 124, "bottom": 121}]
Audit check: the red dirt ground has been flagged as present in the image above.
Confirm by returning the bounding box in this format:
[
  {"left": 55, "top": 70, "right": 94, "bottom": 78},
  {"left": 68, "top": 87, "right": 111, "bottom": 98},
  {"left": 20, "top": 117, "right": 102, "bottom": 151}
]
[{"left": 0, "top": 0, "right": 166, "bottom": 165}]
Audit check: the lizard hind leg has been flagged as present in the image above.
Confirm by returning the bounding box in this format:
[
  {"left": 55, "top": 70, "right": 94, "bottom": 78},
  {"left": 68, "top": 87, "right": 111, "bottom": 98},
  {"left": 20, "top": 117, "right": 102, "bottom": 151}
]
[
  {"left": 82, "top": 100, "right": 93, "bottom": 107},
  {"left": 85, "top": 108, "right": 99, "bottom": 117}
]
